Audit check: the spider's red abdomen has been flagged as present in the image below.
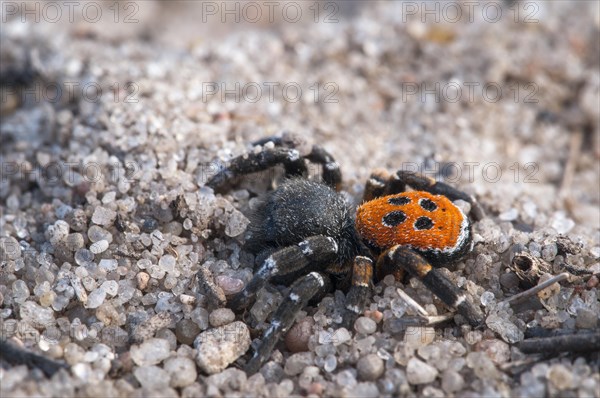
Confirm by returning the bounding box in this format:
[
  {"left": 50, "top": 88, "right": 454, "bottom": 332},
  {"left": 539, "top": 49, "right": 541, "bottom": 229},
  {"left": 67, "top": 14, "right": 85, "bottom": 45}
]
[{"left": 355, "top": 191, "right": 470, "bottom": 256}]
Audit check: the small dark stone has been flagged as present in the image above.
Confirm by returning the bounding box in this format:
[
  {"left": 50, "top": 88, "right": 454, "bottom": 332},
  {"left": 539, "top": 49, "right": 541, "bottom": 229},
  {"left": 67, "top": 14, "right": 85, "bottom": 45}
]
[
  {"left": 499, "top": 272, "right": 520, "bottom": 290},
  {"left": 53, "top": 243, "right": 74, "bottom": 264},
  {"left": 141, "top": 217, "right": 158, "bottom": 233},
  {"left": 114, "top": 214, "right": 126, "bottom": 232},
  {"left": 556, "top": 236, "right": 583, "bottom": 255},
  {"left": 66, "top": 209, "right": 88, "bottom": 232},
  {"left": 73, "top": 182, "right": 90, "bottom": 205}
]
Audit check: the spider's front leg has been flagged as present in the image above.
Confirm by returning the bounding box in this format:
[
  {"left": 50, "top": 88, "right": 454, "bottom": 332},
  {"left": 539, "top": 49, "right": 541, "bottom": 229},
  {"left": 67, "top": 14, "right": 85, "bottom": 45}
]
[
  {"left": 339, "top": 256, "right": 374, "bottom": 328},
  {"left": 244, "top": 271, "right": 330, "bottom": 375},
  {"left": 206, "top": 147, "right": 307, "bottom": 192},
  {"left": 378, "top": 245, "right": 484, "bottom": 327},
  {"left": 344, "top": 256, "right": 374, "bottom": 314},
  {"left": 228, "top": 235, "right": 338, "bottom": 311}
]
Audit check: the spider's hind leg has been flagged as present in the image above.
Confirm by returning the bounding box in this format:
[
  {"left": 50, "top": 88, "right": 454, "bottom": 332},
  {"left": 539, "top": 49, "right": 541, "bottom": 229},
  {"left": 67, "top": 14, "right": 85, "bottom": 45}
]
[
  {"left": 379, "top": 245, "right": 484, "bottom": 327},
  {"left": 363, "top": 168, "right": 397, "bottom": 201},
  {"left": 244, "top": 271, "right": 330, "bottom": 375},
  {"left": 205, "top": 147, "right": 307, "bottom": 192},
  {"left": 394, "top": 171, "right": 485, "bottom": 220},
  {"left": 254, "top": 135, "right": 342, "bottom": 190},
  {"left": 305, "top": 146, "right": 342, "bottom": 191}
]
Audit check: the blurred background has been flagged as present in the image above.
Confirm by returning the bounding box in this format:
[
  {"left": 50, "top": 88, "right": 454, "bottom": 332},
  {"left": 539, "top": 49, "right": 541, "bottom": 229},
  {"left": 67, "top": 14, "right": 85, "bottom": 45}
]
[{"left": 2, "top": 1, "right": 598, "bottom": 221}]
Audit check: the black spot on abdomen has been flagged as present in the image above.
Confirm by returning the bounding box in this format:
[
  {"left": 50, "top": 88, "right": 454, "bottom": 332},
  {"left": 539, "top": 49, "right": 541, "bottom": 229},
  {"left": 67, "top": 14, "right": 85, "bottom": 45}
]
[
  {"left": 382, "top": 211, "right": 407, "bottom": 227},
  {"left": 414, "top": 216, "right": 434, "bottom": 230},
  {"left": 388, "top": 196, "right": 411, "bottom": 206},
  {"left": 419, "top": 198, "right": 438, "bottom": 212}
]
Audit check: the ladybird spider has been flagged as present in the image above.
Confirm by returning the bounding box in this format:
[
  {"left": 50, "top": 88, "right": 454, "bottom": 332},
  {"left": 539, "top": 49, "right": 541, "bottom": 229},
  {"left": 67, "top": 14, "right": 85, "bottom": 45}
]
[{"left": 206, "top": 136, "right": 485, "bottom": 374}]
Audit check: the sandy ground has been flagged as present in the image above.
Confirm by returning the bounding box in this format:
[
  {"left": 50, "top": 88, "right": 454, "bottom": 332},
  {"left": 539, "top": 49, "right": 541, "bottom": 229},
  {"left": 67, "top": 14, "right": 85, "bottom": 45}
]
[{"left": 1, "top": 1, "right": 599, "bottom": 397}]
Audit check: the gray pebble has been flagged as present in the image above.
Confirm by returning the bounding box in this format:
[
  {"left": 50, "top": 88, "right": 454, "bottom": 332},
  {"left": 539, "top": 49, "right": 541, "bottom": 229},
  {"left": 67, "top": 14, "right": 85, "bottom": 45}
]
[
  {"left": 224, "top": 209, "right": 250, "bottom": 237},
  {"left": 357, "top": 354, "right": 384, "bottom": 381},
  {"left": 134, "top": 365, "right": 170, "bottom": 390},
  {"left": 85, "top": 287, "right": 106, "bottom": 309},
  {"left": 499, "top": 272, "right": 520, "bottom": 290},
  {"left": 131, "top": 312, "right": 176, "bottom": 344},
  {"left": 65, "top": 233, "right": 85, "bottom": 251},
  {"left": 354, "top": 317, "right": 377, "bottom": 335},
  {"left": 260, "top": 361, "right": 284, "bottom": 383},
  {"left": 67, "top": 209, "right": 88, "bottom": 231},
  {"left": 90, "top": 239, "right": 108, "bottom": 254},
  {"left": 575, "top": 308, "right": 598, "bottom": 329},
  {"left": 284, "top": 352, "right": 314, "bottom": 376},
  {"left": 406, "top": 358, "right": 438, "bottom": 384},
  {"left": 176, "top": 319, "right": 201, "bottom": 345},
  {"left": 92, "top": 207, "right": 117, "bottom": 226},
  {"left": 164, "top": 356, "right": 197, "bottom": 388},
  {"left": 441, "top": 370, "right": 464, "bottom": 393},
  {"left": 194, "top": 321, "right": 250, "bottom": 374},
  {"left": 130, "top": 338, "right": 171, "bottom": 366},
  {"left": 0, "top": 237, "right": 21, "bottom": 260},
  {"left": 156, "top": 328, "right": 178, "bottom": 350},
  {"left": 547, "top": 364, "right": 574, "bottom": 390},
  {"left": 142, "top": 217, "right": 158, "bottom": 233},
  {"left": 190, "top": 307, "right": 210, "bottom": 330},
  {"left": 209, "top": 308, "right": 235, "bottom": 327},
  {"left": 46, "top": 220, "right": 70, "bottom": 245}
]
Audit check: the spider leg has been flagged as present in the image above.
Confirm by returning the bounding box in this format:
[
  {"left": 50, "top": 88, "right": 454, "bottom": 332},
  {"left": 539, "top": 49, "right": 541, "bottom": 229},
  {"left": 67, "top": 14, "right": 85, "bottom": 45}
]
[
  {"left": 228, "top": 235, "right": 338, "bottom": 311},
  {"left": 375, "top": 250, "right": 405, "bottom": 281},
  {"left": 394, "top": 171, "right": 485, "bottom": 220},
  {"left": 341, "top": 256, "right": 374, "bottom": 328},
  {"left": 363, "top": 168, "right": 393, "bottom": 201},
  {"left": 379, "top": 245, "right": 483, "bottom": 327},
  {"left": 244, "top": 271, "right": 329, "bottom": 375},
  {"left": 345, "top": 256, "right": 373, "bottom": 315},
  {"left": 253, "top": 136, "right": 342, "bottom": 190},
  {"left": 206, "top": 147, "right": 307, "bottom": 192},
  {"left": 251, "top": 136, "right": 286, "bottom": 146},
  {"left": 305, "top": 146, "right": 342, "bottom": 191},
  {"left": 0, "top": 340, "right": 68, "bottom": 377}
]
